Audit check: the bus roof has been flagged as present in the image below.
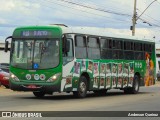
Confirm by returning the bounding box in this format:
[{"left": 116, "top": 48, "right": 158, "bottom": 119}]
[
  {"left": 59, "top": 26, "right": 155, "bottom": 43},
  {"left": 14, "top": 25, "right": 155, "bottom": 43}
]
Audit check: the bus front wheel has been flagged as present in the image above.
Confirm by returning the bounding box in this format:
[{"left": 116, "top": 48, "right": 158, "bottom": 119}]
[
  {"left": 124, "top": 75, "right": 140, "bottom": 94},
  {"left": 73, "top": 76, "right": 87, "bottom": 98},
  {"left": 33, "top": 91, "right": 45, "bottom": 98}
]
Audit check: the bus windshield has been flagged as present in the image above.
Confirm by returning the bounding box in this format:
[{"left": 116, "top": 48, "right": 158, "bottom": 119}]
[{"left": 11, "top": 39, "right": 59, "bottom": 69}]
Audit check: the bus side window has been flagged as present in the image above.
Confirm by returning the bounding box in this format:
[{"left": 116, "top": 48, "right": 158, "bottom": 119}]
[
  {"left": 75, "top": 35, "right": 87, "bottom": 59},
  {"left": 63, "top": 37, "right": 74, "bottom": 65},
  {"left": 124, "top": 41, "right": 134, "bottom": 60},
  {"left": 87, "top": 37, "right": 100, "bottom": 59},
  {"left": 109, "top": 39, "right": 112, "bottom": 49},
  {"left": 134, "top": 42, "right": 144, "bottom": 60}
]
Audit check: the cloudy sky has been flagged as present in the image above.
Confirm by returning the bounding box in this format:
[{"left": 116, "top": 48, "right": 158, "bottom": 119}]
[{"left": 0, "top": 0, "right": 160, "bottom": 43}]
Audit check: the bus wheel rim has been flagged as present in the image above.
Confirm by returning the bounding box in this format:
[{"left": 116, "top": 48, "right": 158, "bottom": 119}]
[
  {"left": 80, "top": 82, "right": 86, "bottom": 93},
  {"left": 135, "top": 79, "right": 139, "bottom": 91}
]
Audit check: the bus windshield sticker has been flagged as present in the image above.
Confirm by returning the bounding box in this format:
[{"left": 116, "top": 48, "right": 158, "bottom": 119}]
[{"left": 33, "top": 63, "right": 39, "bottom": 69}]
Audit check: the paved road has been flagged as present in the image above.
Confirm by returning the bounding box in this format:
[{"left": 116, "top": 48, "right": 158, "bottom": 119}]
[{"left": 0, "top": 82, "right": 160, "bottom": 119}]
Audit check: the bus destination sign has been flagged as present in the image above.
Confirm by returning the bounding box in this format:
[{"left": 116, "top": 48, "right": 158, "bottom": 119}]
[{"left": 21, "top": 30, "right": 52, "bottom": 37}]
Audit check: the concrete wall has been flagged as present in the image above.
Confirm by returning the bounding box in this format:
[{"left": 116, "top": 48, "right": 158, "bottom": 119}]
[
  {"left": 0, "top": 51, "right": 10, "bottom": 63},
  {"left": 0, "top": 42, "right": 10, "bottom": 63}
]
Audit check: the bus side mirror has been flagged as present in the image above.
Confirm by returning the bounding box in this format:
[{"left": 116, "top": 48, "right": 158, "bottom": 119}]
[
  {"left": 4, "top": 36, "right": 12, "bottom": 52},
  {"left": 66, "top": 40, "right": 70, "bottom": 53},
  {"left": 4, "top": 41, "right": 9, "bottom": 52}
]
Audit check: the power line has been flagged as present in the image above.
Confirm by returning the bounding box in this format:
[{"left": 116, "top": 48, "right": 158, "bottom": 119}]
[
  {"left": 57, "top": 0, "right": 131, "bottom": 17},
  {"left": 31, "top": 0, "right": 131, "bottom": 29},
  {"left": 139, "top": 18, "right": 160, "bottom": 27},
  {"left": 137, "top": 9, "right": 160, "bottom": 25},
  {"left": 57, "top": 0, "right": 160, "bottom": 29},
  {"left": 36, "top": 0, "right": 131, "bottom": 23},
  {"left": 136, "top": 0, "right": 157, "bottom": 21},
  {"left": 132, "top": 0, "right": 160, "bottom": 36},
  {"left": 157, "top": 0, "right": 160, "bottom": 4},
  {"left": 79, "top": 0, "right": 133, "bottom": 16}
]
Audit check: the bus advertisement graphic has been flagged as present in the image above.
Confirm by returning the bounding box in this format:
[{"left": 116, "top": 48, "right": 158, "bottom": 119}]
[
  {"left": 112, "top": 63, "right": 117, "bottom": 88},
  {"left": 100, "top": 63, "right": 106, "bottom": 89},
  {"left": 5, "top": 25, "right": 156, "bottom": 98},
  {"left": 117, "top": 63, "right": 123, "bottom": 88}
]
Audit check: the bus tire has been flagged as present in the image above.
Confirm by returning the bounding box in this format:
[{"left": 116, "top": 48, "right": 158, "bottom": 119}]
[
  {"left": 73, "top": 76, "right": 87, "bottom": 98},
  {"left": 33, "top": 91, "right": 45, "bottom": 98},
  {"left": 4, "top": 85, "right": 9, "bottom": 89},
  {"left": 124, "top": 75, "right": 140, "bottom": 94}
]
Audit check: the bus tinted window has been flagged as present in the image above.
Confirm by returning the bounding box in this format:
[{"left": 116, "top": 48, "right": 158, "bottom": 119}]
[
  {"left": 75, "top": 36, "right": 87, "bottom": 58},
  {"left": 124, "top": 51, "right": 134, "bottom": 60},
  {"left": 134, "top": 42, "right": 143, "bottom": 51},
  {"left": 112, "top": 50, "right": 123, "bottom": 59},
  {"left": 88, "top": 48, "right": 100, "bottom": 59},
  {"left": 144, "top": 44, "right": 152, "bottom": 52},
  {"left": 101, "top": 49, "right": 112, "bottom": 59},
  {"left": 88, "top": 37, "right": 99, "bottom": 48},
  {"left": 116, "top": 40, "right": 123, "bottom": 49},
  {"left": 88, "top": 37, "right": 100, "bottom": 59},
  {"left": 135, "top": 52, "right": 143, "bottom": 60},
  {"left": 124, "top": 41, "right": 133, "bottom": 50},
  {"left": 75, "top": 47, "right": 87, "bottom": 58},
  {"left": 75, "top": 36, "right": 86, "bottom": 47},
  {"left": 100, "top": 38, "right": 108, "bottom": 48}
]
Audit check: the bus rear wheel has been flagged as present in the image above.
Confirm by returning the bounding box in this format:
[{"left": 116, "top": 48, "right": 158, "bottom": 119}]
[
  {"left": 73, "top": 76, "right": 87, "bottom": 98},
  {"left": 124, "top": 75, "right": 140, "bottom": 94},
  {"left": 33, "top": 91, "right": 45, "bottom": 98}
]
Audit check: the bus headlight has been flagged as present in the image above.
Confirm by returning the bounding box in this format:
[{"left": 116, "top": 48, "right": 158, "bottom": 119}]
[
  {"left": 46, "top": 73, "right": 61, "bottom": 82},
  {"left": 10, "top": 73, "right": 20, "bottom": 82}
]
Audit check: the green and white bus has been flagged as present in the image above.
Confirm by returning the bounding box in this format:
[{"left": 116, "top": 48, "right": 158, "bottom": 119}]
[{"left": 5, "top": 25, "right": 156, "bottom": 98}]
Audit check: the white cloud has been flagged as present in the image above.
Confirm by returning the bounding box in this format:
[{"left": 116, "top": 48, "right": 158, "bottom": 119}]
[
  {"left": 0, "top": 0, "right": 160, "bottom": 41},
  {"left": 0, "top": 18, "right": 7, "bottom": 24},
  {"left": 0, "top": 0, "right": 15, "bottom": 11}
]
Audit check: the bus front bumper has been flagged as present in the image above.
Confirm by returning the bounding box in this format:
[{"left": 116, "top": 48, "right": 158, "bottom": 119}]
[{"left": 9, "top": 82, "right": 60, "bottom": 92}]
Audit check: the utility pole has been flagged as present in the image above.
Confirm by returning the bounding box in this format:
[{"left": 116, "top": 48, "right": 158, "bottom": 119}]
[
  {"left": 131, "top": 0, "right": 157, "bottom": 36},
  {"left": 132, "top": 0, "right": 137, "bottom": 36}
]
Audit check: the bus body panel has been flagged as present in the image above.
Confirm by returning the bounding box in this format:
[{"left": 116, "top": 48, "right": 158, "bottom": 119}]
[{"left": 7, "top": 25, "right": 156, "bottom": 95}]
